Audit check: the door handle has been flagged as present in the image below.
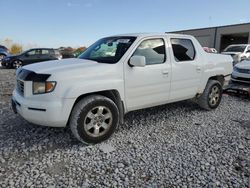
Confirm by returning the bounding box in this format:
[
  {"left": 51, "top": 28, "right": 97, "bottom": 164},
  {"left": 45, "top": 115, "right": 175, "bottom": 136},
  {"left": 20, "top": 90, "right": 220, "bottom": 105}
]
[
  {"left": 162, "top": 70, "right": 169, "bottom": 75},
  {"left": 196, "top": 67, "right": 201, "bottom": 72}
]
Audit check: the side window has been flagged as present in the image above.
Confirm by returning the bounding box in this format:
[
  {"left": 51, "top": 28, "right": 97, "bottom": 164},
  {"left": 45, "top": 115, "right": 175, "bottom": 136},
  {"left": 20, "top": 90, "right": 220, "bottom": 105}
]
[
  {"left": 27, "top": 50, "right": 36, "bottom": 56},
  {"left": 49, "top": 49, "right": 55, "bottom": 55},
  {"left": 54, "top": 50, "right": 60, "bottom": 55},
  {"left": 171, "top": 38, "right": 195, "bottom": 62},
  {"left": 42, "top": 49, "right": 49, "bottom": 55},
  {"left": 247, "top": 46, "right": 250, "bottom": 52},
  {"left": 35, "top": 50, "right": 41, "bottom": 55},
  {"left": 133, "top": 38, "right": 165, "bottom": 65}
]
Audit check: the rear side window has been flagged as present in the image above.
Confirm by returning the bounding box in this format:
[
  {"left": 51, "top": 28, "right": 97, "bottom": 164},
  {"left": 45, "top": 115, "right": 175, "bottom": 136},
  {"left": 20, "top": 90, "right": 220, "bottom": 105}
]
[
  {"left": 54, "top": 50, "right": 60, "bottom": 55},
  {"left": 49, "top": 49, "right": 55, "bottom": 55},
  {"left": 171, "top": 38, "right": 195, "bottom": 62},
  {"left": 133, "top": 38, "right": 166, "bottom": 65},
  {"left": 42, "top": 49, "right": 49, "bottom": 55}
]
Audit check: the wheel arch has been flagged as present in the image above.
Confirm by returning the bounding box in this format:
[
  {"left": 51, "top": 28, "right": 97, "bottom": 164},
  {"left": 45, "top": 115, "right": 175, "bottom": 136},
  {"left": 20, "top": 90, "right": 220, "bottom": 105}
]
[
  {"left": 208, "top": 75, "right": 225, "bottom": 86},
  {"left": 12, "top": 59, "right": 23, "bottom": 69},
  {"left": 197, "top": 74, "right": 225, "bottom": 98},
  {"left": 67, "top": 89, "right": 125, "bottom": 126},
  {"left": 0, "top": 52, "right": 7, "bottom": 56}
]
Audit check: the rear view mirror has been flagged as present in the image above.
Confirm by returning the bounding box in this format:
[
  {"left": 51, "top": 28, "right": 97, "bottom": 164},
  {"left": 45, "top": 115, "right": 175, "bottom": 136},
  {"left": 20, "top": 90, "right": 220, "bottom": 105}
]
[{"left": 129, "top": 56, "right": 146, "bottom": 67}]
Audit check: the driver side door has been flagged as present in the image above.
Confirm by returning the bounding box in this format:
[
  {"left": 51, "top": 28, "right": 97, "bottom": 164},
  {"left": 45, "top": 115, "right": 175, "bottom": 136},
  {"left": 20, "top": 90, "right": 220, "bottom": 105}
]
[{"left": 22, "top": 49, "right": 41, "bottom": 65}]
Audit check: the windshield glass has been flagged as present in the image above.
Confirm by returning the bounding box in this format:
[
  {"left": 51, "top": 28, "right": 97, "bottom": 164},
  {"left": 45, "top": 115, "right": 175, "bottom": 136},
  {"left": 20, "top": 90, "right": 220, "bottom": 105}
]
[
  {"left": 224, "top": 46, "right": 246, "bottom": 53},
  {"left": 16, "top": 49, "right": 30, "bottom": 56},
  {"left": 79, "top": 36, "right": 136, "bottom": 63}
]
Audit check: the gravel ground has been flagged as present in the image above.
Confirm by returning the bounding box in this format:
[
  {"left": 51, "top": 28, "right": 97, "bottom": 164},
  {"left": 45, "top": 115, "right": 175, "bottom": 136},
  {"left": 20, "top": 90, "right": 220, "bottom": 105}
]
[{"left": 0, "top": 69, "right": 250, "bottom": 187}]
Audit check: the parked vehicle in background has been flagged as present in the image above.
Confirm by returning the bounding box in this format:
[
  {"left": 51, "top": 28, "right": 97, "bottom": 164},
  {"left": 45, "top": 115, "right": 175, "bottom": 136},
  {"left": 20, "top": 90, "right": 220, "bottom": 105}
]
[
  {"left": 58, "top": 47, "right": 76, "bottom": 58},
  {"left": 12, "top": 33, "right": 233, "bottom": 144},
  {"left": 203, "top": 47, "right": 217, "bottom": 53},
  {"left": 1, "top": 48, "right": 62, "bottom": 69},
  {"left": 231, "top": 59, "right": 250, "bottom": 84},
  {"left": 222, "top": 44, "right": 250, "bottom": 64},
  {"left": 210, "top": 48, "right": 217, "bottom": 53},
  {"left": 0, "top": 45, "right": 10, "bottom": 62}
]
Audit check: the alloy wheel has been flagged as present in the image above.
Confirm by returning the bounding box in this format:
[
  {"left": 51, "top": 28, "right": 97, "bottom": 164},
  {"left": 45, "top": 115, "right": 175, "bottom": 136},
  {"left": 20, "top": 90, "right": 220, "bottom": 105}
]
[
  {"left": 83, "top": 106, "right": 113, "bottom": 137},
  {"left": 208, "top": 85, "right": 220, "bottom": 106},
  {"left": 13, "top": 60, "right": 22, "bottom": 69}
]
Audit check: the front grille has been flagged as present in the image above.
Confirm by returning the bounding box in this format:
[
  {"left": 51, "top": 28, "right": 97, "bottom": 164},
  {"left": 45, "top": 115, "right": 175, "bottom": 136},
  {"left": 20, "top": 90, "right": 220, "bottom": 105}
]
[
  {"left": 236, "top": 67, "right": 250, "bottom": 74},
  {"left": 16, "top": 79, "right": 24, "bottom": 96},
  {"left": 231, "top": 75, "right": 250, "bottom": 83}
]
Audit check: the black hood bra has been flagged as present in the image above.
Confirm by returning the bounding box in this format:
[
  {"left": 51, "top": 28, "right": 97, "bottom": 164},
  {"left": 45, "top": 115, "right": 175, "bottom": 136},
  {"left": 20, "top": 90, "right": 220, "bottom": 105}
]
[{"left": 17, "top": 69, "right": 51, "bottom": 82}]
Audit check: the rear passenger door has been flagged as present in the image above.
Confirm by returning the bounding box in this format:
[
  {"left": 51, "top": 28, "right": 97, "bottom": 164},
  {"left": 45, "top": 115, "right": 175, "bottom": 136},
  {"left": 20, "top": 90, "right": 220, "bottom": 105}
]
[
  {"left": 169, "top": 38, "right": 202, "bottom": 101},
  {"left": 41, "top": 49, "right": 51, "bottom": 62}
]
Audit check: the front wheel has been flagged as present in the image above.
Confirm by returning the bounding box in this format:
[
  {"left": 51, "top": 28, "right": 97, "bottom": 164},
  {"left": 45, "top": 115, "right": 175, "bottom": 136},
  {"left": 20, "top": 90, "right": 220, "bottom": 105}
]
[
  {"left": 0, "top": 54, "right": 6, "bottom": 60},
  {"left": 197, "top": 80, "right": 223, "bottom": 110},
  {"left": 12, "top": 60, "right": 23, "bottom": 69},
  {"left": 69, "top": 95, "right": 119, "bottom": 144}
]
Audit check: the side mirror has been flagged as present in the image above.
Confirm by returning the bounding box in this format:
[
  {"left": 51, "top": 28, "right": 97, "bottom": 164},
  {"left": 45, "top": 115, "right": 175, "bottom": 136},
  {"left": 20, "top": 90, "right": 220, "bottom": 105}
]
[
  {"left": 129, "top": 56, "right": 146, "bottom": 67},
  {"left": 25, "top": 53, "right": 29, "bottom": 57}
]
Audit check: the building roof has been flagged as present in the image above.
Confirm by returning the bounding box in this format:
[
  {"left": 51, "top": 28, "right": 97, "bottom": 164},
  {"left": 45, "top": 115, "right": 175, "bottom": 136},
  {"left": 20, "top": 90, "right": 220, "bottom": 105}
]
[{"left": 169, "top": 22, "right": 250, "bottom": 33}]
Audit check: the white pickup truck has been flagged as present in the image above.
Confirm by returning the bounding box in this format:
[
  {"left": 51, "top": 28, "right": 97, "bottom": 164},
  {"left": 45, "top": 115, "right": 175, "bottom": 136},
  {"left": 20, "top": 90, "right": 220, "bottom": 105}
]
[{"left": 12, "top": 33, "right": 233, "bottom": 144}]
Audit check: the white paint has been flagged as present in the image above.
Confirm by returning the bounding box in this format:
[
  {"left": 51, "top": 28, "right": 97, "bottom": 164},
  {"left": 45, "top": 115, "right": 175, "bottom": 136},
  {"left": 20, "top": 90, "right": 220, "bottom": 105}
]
[{"left": 12, "top": 33, "right": 233, "bottom": 127}]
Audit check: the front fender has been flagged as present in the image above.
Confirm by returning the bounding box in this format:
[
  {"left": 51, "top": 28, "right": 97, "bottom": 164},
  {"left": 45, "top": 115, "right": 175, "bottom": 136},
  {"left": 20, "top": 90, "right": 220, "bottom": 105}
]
[
  {"left": 62, "top": 79, "right": 125, "bottom": 101},
  {"left": 0, "top": 52, "right": 9, "bottom": 56}
]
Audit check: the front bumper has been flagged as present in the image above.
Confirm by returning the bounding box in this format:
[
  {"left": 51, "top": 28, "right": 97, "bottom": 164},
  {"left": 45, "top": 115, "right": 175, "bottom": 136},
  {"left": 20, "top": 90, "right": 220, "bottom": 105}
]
[
  {"left": 12, "top": 90, "right": 75, "bottom": 127},
  {"left": 1, "top": 60, "right": 11, "bottom": 68},
  {"left": 231, "top": 71, "right": 250, "bottom": 84},
  {"left": 224, "top": 82, "right": 250, "bottom": 96}
]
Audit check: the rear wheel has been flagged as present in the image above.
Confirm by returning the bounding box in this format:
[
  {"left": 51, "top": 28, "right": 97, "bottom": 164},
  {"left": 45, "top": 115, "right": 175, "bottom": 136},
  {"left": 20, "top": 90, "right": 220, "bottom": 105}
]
[
  {"left": 12, "top": 60, "right": 23, "bottom": 69},
  {"left": 197, "top": 80, "right": 222, "bottom": 110},
  {"left": 69, "top": 95, "right": 119, "bottom": 144}
]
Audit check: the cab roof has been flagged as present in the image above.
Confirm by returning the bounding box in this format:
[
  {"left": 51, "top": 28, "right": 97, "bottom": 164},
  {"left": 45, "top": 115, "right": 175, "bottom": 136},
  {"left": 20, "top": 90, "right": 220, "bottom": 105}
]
[{"left": 111, "top": 32, "right": 192, "bottom": 38}]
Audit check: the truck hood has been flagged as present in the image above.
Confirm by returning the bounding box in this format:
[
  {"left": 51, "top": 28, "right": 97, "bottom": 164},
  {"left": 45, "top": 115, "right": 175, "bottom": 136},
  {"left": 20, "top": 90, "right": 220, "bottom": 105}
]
[
  {"left": 235, "top": 60, "right": 250, "bottom": 69},
  {"left": 23, "top": 58, "right": 104, "bottom": 74},
  {"left": 21, "top": 58, "right": 120, "bottom": 82}
]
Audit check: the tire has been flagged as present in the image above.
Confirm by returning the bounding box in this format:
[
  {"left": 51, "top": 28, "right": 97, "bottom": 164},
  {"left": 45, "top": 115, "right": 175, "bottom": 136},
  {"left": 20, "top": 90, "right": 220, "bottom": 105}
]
[
  {"left": 69, "top": 95, "right": 119, "bottom": 144},
  {"left": 197, "top": 80, "right": 223, "bottom": 110},
  {"left": 0, "top": 54, "right": 6, "bottom": 60},
  {"left": 12, "top": 60, "right": 23, "bottom": 69}
]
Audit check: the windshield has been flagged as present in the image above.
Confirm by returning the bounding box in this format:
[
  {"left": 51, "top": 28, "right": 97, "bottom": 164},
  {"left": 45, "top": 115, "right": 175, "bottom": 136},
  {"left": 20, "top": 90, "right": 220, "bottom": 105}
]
[
  {"left": 224, "top": 46, "right": 246, "bottom": 53},
  {"left": 13, "top": 49, "right": 30, "bottom": 56},
  {"left": 79, "top": 36, "right": 136, "bottom": 63}
]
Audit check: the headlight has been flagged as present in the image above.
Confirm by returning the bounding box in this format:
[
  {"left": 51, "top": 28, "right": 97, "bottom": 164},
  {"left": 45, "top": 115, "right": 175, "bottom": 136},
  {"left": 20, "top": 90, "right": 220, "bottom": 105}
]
[{"left": 33, "top": 81, "right": 56, "bottom": 94}]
